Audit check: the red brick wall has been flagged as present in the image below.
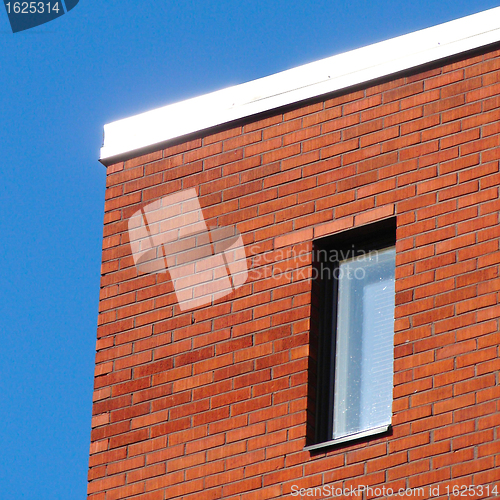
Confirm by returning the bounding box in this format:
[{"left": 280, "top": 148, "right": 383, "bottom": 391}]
[{"left": 89, "top": 46, "right": 500, "bottom": 500}]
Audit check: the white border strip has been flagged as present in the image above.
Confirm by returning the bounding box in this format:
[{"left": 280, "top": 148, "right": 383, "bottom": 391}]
[{"left": 100, "top": 7, "right": 500, "bottom": 163}]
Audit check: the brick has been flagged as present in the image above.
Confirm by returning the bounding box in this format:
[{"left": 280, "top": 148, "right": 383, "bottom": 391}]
[
  {"left": 424, "top": 94, "right": 465, "bottom": 115},
  {"left": 354, "top": 205, "right": 394, "bottom": 226},
  {"left": 314, "top": 217, "right": 354, "bottom": 238},
  {"left": 321, "top": 138, "right": 359, "bottom": 159},
  {"left": 106, "top": 166, "right": 143, "bottom": 188},
  {"left": 335, "top": 197, "right": 375, "bottom": 218},
  {"left": 360, "top": 126, "right": 399, "bottom": 148},
  {"left": 442, "top": 102, "right": 482, "bottom": 124},
  {"left": 418, "top": 174, "right": 458, "bottom": 197},
  {"left": 344, "top": 95, "right": 382, "bottom": 115},
  {"left": 442, "top": 76, "right": 483, "bottom": 98},
  {"left": 274, "top": 228, "right": 312, "bottom": 249},
  {"left": 461, "top": 135, "right": 500, "bottom": 156},
  {"left": 425, "top": 70, "right": 463, "bottom": 90},
  {"left": 342, "top": 118, "right": 383, "bottom": 141},
  {"left": 415, "top": 225, "right": 455, "bottom": 247},
  {"left": 204, "top": 126, "right": 241, "bottom": 145},
  {"left": 322, "top": 114, "right": 360, "bottom": 135},
  {"left": 162, "top": 139, "right": 202, "bottom": 158},
  {"left": 109, "top": 429, "right": 149, "bottom": 449}
]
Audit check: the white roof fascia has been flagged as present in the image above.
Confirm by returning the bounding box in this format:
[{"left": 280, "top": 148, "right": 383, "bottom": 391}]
[{"left": 100, "top": 7, "right": 500, "bottom": 163}]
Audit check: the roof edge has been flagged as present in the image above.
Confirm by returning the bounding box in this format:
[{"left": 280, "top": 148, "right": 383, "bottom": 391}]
[{"left": 100, "top": 7, "right": 500, "bottom": 164}]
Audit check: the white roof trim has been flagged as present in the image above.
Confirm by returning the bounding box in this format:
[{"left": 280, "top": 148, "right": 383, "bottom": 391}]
[{"left": 100, "top": 7, "right": 500, "bottom": 163}]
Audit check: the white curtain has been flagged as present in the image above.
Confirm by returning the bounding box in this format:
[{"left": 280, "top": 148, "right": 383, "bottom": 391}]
[{"left": 333, "top": 246, "right": 395, "bottom": 439}]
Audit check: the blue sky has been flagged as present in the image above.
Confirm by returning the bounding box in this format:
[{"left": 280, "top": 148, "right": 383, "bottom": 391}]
[{"left": 1, "top": 1, "right": 499, "bottom": 498}]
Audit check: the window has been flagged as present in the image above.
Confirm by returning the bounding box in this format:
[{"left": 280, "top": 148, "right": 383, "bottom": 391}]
[{"left": 307, "top": 218, "right": 396, "bottom": 450}]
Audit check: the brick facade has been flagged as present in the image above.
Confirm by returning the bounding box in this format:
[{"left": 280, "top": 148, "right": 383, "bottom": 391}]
[{"left": 89, "top": 45, "right": 500, "bottom": 499}]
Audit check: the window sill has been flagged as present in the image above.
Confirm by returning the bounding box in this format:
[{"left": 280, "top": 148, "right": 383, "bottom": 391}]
[{"left": 304, "top": 424, "right": 391, "bottom": 452}]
